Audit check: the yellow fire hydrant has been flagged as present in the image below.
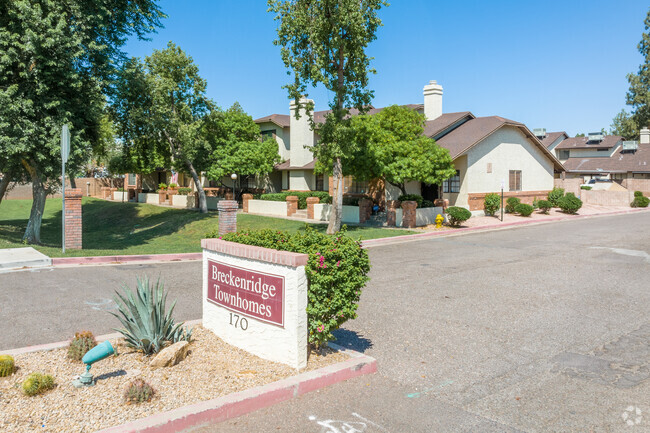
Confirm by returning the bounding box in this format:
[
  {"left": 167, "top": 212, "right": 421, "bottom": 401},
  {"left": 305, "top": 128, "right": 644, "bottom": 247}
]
[{"left": 435, "top": 213, "right": 444, "bottom": 228}]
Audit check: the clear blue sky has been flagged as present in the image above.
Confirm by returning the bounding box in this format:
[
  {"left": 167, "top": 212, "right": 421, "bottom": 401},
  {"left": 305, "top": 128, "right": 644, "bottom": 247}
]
[{"left": 125, "top": 0, "right": 649, "bottom": 137}]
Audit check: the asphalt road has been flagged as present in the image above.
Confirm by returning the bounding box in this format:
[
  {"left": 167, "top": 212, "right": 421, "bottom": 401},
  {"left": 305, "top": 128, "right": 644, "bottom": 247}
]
[{"left": 2, "top": 212, "right": 649, "bottom": 432}]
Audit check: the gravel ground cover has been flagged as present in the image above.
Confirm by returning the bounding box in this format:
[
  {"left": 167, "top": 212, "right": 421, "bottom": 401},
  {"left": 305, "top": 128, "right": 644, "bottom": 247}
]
[{"left": 0, "top": 326, "right": 348, "bottom": 433}]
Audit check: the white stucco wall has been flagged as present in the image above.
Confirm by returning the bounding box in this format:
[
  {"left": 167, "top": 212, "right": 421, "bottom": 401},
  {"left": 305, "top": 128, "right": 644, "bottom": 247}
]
[
  {"left": 258, "top": 121, "right": 290, "bottom": 161},
  {"left": 565, "top": 146, "right": 620, "bottom": 159},
  {"left": 289, "top": 99, "right": 315, "bottom": 167},
  {"left": 442, "top": 155, "right": 469, "bottom": 207},
  {"left": 248, "top": 199, "right": 288, "bottom": 216},
  {"left": 395, "top": 206, "right": 446, "bottom": 227},
  {"left": 466, "top": 126, "right": 554, "bottom": 194},
  {"left": 138, "top": 193, "right": 159, "bottom": 204},
  {"left": 289, "top": 170, "right": 315, "bottom": 191},
  {"left": 313, "top": 203, "right": 360, "bottom": 224},
  {"left": 202, "top": 248, "right": 308, "bottom": 369}
]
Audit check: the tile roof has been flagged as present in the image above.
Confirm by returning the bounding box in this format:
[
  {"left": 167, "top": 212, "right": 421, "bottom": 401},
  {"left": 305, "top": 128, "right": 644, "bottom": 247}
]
[
  {"left": 555, "top": 135, "right": 622, "bottom": 150},
  {"left": 423, "top": 112, "right": 474, "bottom": 138},
  {"left": 540, "top": 131, "right": 568, "bottom": 148},
  {"left": 562, "top": 143, "right": 650, "bottom": 173},
  {"left": 254, "top": 114, "right": 290, "bottom": 128},
  {"left": 436, "top": 116, "right": 523, "bottom": 159}
]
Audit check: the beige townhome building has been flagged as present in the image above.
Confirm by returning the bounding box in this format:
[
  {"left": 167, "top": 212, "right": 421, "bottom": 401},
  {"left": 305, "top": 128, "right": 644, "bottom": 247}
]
[
  {"left": 538, "top": 127, "right": 650, "bottom": 191},
  {"left": 255, "top": 80, "right": 563, "bottom": 211}
]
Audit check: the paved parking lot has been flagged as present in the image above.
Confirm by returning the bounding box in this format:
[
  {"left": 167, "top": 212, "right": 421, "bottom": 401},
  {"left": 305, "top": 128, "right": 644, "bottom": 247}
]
[{"left": 1, "top": 211, "right": 649, "bottom": 432}]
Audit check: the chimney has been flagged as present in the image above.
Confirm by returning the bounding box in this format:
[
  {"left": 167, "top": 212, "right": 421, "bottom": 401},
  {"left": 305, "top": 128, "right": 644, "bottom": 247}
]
[
  {"left": 423, "top": 80, "right": 443, "bottom": 121},
  {"left": 641, "top": 127, "right": 650, "bottom": 145},
  {"left": 289, "top": 97, "right": 315, "bottom": 167}
]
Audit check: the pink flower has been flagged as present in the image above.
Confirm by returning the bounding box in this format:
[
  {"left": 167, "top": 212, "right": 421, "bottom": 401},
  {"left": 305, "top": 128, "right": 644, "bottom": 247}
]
[
  {"left": 336, "top": 260, "right": 340, "bottom": 267},
  {"left": 317, "top": 325, "right": 325, "bottom": 333}
]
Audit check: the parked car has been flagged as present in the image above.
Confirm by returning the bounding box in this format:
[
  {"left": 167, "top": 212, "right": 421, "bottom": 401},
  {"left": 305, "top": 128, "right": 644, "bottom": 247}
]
[{"left": 581, "top": 178, "right": 613, "bottom": 190}]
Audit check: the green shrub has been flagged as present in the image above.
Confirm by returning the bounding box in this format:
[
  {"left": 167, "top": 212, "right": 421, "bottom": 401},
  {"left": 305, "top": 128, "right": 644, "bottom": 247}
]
[
  {"left": 110, "top": 277, "right": 193, "bottom": 355},
  {"left": 548, "top": 187, "right": 565, "bottom": 207},
  {"left": 483, "top": 193, "right": 500, "bottom": 216},
  {"left": 124, "top": 378, "right": 155, "bottom": 404},
  {"left": 558, "top": 192, "right": 582, "bottom": 214},
  {"left": 397, "top": 194, "right": 423, "bottom": 208},
  {"left": 168, "top": 183, "right": 178, "bottom": 189},
  {"left": 260, "top": 191, "right": 332, "bottom": 209},
  {"left": 117, "top": 187, "right": 125, "bottom": 192},
  {"left": 177, "top": 187, "right": 192, "bottom": 196},
  {"left": 537, "top": 200, "right": 552, "bottom": 214},
  {"left": 0, "top": 355, "right": 14, "bottom": 377},
  {"left": 446, "top": 206, "right": 471, "bottom": 227},
  {"left": 631, "top": 195, "right": 650, "bottom": 208},
  {"left": 515, "top": 203, "right": 534, "bottom": 216},
  {"left": 421, "top": 199, "right": 434, "bottom": 208},
  {"left": 505, "top": 197, "right": 520, "bottom": 213},
  {"left": 22, "top": 373, "right": 55, "bottom": 396},
  {"left": 211, "top": 227, "right": 370, "bottom": 349},
  {"left": 634, "top": 190, "right": 644, "bottom": 198},
  {"left": 581, "top": 185, "right": 592, "bottom": 190},
  {"left": 158, "top": 183, "right": 167, "bottom": 190},
  {"left": 67, "top": 331, "right": 97, "bottom": 362}
]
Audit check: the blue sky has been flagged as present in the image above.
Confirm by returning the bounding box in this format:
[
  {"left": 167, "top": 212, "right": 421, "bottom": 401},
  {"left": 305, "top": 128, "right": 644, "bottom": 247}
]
[{"left": 125, "top": 0, "right": 649, "bottom": 136}]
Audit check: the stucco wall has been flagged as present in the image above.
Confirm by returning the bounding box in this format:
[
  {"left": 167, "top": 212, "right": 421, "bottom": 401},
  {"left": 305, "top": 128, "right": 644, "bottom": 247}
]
[
  {"left": 248, "top": 199, "right": 288, "bottom": 216},
  {"left": 313, "top": 203, "right": 360, "bottom": 223},
  {"left": 566, "top": 146, "right": 620, "bottom": 158},
  {"left": 258, "top": 121, "right": 290, "bottom": 161},
  {"left": 289, "top": 100, "right": 315, "bottom": 167},
  {"left": 467, "top": 126, "right": 554, "bottom": 194},
  {"left": 442, "top": 155, "right": 468, "bottom": 207},
  {"left": 289, "top": 170, "right": 315, "bottom": 191},
  {"left": 385, "top": 181, "right": 422, "bottom": 201},
  {"left": 395, "top": 206, "right": 446, "bottom": 227}
]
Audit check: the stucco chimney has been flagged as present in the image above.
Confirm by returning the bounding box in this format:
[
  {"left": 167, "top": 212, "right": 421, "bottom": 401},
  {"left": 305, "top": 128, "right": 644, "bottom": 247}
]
[
  {"left": 641, "top": 127, "right": 650, "bottom": 145},
  {"left": 289, "top": 98, "right": 315, "bottom": 167},
  {"left": 423, "top": 80, "right": 443, "bottom": 121}
]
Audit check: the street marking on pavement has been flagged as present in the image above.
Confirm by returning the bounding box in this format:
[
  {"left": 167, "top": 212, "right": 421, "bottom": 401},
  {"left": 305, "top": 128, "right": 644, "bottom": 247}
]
[
  {"left": 406, "top": 379, "right": 454, "bottom": 398},
  {"left": 308, "top": 412, "right": 389, "bottom": 433},
  {"left": 84, "top": 298, "right": 115, "bottom": 311},
  {"left": 591, "top": 247, "right": 650, "bottom": 263}
]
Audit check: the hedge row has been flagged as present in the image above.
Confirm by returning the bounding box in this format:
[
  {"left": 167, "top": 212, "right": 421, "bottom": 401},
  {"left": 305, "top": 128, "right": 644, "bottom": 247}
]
[{"left": 259, "top": 191, "right": 332, "bottom": 209}]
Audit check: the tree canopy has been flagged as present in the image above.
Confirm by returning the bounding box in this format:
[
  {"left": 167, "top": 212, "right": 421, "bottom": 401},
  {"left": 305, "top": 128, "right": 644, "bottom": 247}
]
[
  {"left": 344, "top": 105, "right": 456, "bottom": 195},
  {"left": 0, "top": 0, "right": 165, "bottom": 243},
  {"left": 621, "top": 8, "right": 650, "bottom": 139},
  {"left": 269, "top": 0, "right": 388, "bottom": 234}
]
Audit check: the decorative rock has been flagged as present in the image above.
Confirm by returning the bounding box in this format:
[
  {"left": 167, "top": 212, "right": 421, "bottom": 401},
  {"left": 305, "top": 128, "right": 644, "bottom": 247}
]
[{"left": 150, "top": 341, "right": 190, "bottom": 369}]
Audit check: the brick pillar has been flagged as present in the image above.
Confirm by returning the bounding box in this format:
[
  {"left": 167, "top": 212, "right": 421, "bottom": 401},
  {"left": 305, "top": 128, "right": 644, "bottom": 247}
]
[
  {"left": 358, "top": 198, "right": 372, "bottom": 224},
  {"left": 286, "top": 195, "right": 298, "bottom": 216},
  {"left": 109, "top": 187, "right": 117, "bottom": 199},
  {"left": 242, "top": 193, "right": 253, "bottom": 213},
  {"left": 434, "top": 198, "right": 449, "bottom": 210},
  {"left": 65, "top": 188, "right": 83, "bottom": 249},
  {"left": 167, "top": 189, "right": 177, "bottom": 205},
  {"left": 306, "top": 197, "right": 320, "bottom": 219},
  {"left": 401, "top": 200, "right": 417, "bottom": 228},
  {"left": 217, "top": 200, "right": 238, "bottom": 235},
  {"left": 158, "top": 190, "right": 167, "bottom": 204},
  {"left": 386, "top": 200, "right": 401, "bottom": 227}
]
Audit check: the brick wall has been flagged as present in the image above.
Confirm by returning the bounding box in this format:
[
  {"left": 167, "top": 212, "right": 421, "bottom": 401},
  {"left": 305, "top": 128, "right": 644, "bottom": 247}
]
[
  {"left": 581, "top": 190, "right": 633, "bottom": 207},
  {"left": 217, "top": 200, "right": 238, "bottom": 235},
  {"left": 621, "top": 179, "right": 650, "bottom": 197},
  {"left": 554, "top": 178, "right": 582, "bottom": 197},
  {"left": 64, "top": 188, "right": 83, "bottom": 249},
  {"left": 306, "top": 197, "right": 320, "bottom": 220},
  {"left": 286, "top": 196, "right": 298, "bottom": 216}
]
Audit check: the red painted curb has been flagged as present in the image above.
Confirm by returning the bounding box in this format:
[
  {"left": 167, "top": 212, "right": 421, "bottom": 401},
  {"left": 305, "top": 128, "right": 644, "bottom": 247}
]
[
  {"left": 51, "top": 252, "right": 202, "bottom": 266},
  {"left": 362, "top": 207, "right": 650, "bottom": 247},
  {"left": 96, "top": 351, "right": 376, "bottom": 433}
]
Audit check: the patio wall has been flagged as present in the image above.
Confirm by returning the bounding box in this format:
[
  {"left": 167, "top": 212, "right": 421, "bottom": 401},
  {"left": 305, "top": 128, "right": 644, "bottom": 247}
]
[
  {"left": 395, "top": 206, "right": 446, "bottom": 227},
  {"left": 313, "top": 204, "right": 360, "bottom": 224},
  {"left": 247, "top": 199, "right": 288, "bottom": 217},
  {"left": 580, "top": 190, "right": 633, "bottom": 207}
]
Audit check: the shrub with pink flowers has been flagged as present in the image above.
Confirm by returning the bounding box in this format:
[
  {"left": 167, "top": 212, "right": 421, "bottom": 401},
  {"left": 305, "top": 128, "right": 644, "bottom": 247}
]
[{"left": 209, "top": 226, "right": 370, "bottom": 349}]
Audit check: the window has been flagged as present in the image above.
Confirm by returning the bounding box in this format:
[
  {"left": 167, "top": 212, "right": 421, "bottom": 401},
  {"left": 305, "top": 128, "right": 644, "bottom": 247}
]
[
  {"left": 509, "top": 170, "right": 522, "bottom": 191},
  {"left": 261, "top": 129, "right": 276, "bottom": 140},
  {"left": 127, "top": 173, "right": 136, "bottom": 186},
  {"left": 245, "top": 176, "right": 257, "bottom": 189},
  {"left": 443, "top": 170, "right": 460, "bottom": 193},
  {"left": 344, "top": 176, "right": 368, "bottom": 194},
  {"left": 487, "top": 163, "right": 492, "bottom": 173},
  {"left": 559, "top": 150, "right": 570, "bottom": 159},
  {"left": 597, "top": 148, "right": 608, "bottom": 152},
  {"left": 315, "top": 174, "right": 325, "bottom": 191}
]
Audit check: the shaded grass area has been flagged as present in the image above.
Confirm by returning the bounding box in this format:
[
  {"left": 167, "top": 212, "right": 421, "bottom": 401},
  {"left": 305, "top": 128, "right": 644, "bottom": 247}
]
[{"left": 0, "top": 198, "right": 413, "bottom": 257}]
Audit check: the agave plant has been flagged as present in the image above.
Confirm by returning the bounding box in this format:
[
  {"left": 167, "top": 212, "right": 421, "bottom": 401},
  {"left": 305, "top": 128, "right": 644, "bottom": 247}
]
[{"left": 110, "top": 276, "right": 192, "bottom": 355}]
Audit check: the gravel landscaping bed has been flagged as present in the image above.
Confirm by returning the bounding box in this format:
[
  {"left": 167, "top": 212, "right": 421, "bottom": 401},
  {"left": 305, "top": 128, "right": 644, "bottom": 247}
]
[{"left": 0, "top": 326, "right": 348, "bottom": 432}]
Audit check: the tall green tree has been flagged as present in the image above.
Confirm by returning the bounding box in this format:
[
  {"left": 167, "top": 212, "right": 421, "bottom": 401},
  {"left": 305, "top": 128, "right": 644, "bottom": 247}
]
[
  {"left": 112, "top": 43, "right": 213, "bottom": 213},
  {"left": 0, "top": 0, "right": 164, "bottom": 244},
  {"left": 610, "top": 109, "right": 638, "bottom": 139},
  {"left": 624, "top": 8, "right": 650, "bottom": 139},
  {"left": 204, "top": 103, "right": 281, "bottom": 190},
  {"left": 268, "top": 0, "right": 388, "bottom": 234},
  {"left": 345, "top": 105, "right": 456, "bottom": 195}
]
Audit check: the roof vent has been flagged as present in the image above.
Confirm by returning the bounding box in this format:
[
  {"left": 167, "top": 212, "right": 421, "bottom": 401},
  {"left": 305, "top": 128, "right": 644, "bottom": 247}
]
[
  {"left": 588, "top": 132, "right": 604, "bottom": 143},
  {"left": 533, "top": 128, "right": 547, "bottom": 139},
  {"left": 622, "top": 141, "right": 638, "bottom": 152}
]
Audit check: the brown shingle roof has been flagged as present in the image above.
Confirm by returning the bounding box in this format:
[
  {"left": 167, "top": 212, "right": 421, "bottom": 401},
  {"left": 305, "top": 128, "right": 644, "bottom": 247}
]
[
  {"left": 312, "top": 104, "right": 424, "bottom": 124},
  {"left": 555, "top": 135, "right": 622, "bottom": 150},
  {"left": 436, "top": 116, "right": 522, "bottom": 159},
  {"left": 423, "top": 112, "right": 474, "bottom": 138},
  {"left": 274, "top": 159, "right": 317, "bottom": 171},
  {"left": 540, "top": 131, "right": 568, "bottom": 148},
  {"left": 254, "top": 114, "right": 290, "bottom": 128},
  {"left": 562, "top": 143, "right": 650, "bottom": 173}
]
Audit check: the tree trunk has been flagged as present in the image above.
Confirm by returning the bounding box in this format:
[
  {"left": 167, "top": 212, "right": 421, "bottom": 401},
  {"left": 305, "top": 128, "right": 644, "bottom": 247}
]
[
  {"left": 0, "top": 172, "right": 11, "bottom": 207},
  {"left": 387, "top": 180, "right": 407, "bottom": 197},
  {"left": 69, "top": 176, "right": 76, "bottom": 189},
  {"left": 22, "top": 165, "right": 47, "bottom": 244},
  {"left": 186, "top": 160, "right": 208, "bottom": 214},
  {"left": 327, "top": 157, "right": 343, "bottom": 234}
]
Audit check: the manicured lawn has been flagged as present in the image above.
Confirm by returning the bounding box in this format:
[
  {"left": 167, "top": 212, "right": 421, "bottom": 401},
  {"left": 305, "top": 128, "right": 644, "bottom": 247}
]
[{"left": 0, "top": 198, "right": 413, "bottom": 257}]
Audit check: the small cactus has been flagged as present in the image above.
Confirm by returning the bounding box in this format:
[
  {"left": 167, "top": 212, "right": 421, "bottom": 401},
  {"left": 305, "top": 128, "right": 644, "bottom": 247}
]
[
  {"left": 124, "top": 378, "right": 155, "bottom": 404},
  {"left": 22, "top": 372, "right": 55, "bottom": 396},
  {"left": 67, "top": 331, "right": 97, "bottom": 361},
  {"left": 0, "top": 355, "right": 15, "bottom": 377}
]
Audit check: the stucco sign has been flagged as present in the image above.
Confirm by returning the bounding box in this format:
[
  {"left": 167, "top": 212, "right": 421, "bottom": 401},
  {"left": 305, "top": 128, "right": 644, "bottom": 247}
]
[{"left": 206, "top": 260, "right": 284, "bottom": 327}]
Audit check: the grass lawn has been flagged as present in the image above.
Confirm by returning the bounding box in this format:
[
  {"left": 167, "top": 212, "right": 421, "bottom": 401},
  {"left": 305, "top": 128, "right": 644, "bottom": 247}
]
[{"left": 0, "top": 198, "right": 413, "bottom": 257}]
